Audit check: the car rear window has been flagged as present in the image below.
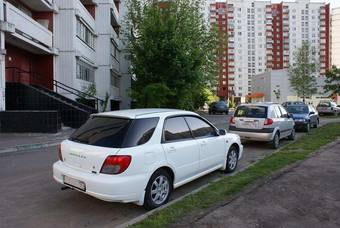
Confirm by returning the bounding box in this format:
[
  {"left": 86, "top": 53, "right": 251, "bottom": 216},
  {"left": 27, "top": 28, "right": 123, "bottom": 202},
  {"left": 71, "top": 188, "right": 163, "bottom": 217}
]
[
  {"left": 286, "top": 105, "right": 309, "bottom": 114},
  {"left": 69, "top": 116, "right": 159, "bottom": 148},
  {"left": 234, "top": 106, "right": 268, "bottom": 118},
  {"left": 318, "top": 102, "right": 330, "bottom": 107}
]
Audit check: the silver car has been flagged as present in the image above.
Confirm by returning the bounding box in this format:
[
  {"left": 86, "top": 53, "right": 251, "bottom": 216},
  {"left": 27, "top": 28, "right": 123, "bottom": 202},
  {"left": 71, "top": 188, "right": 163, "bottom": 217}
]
[
  {"left": 229, "top": 103, "right": 295, "bottom": 149},
  {"left": 316, "top": 101, "right": 340, "bottom": 116}
]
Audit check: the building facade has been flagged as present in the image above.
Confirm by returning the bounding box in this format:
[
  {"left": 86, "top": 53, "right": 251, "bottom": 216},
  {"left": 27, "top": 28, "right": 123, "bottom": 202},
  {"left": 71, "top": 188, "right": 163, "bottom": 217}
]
[
  {"left": 332, "top": 7, "right": 340, "bottom": 68},
  {"left": 209, "top": 0, "right": 331, "bottom": 100},
  {"left": 252, "top": 69, "right": 333, "bottom": 106},
  {"left": 0, "top": 0, "right": 131, "bottom": 112}
]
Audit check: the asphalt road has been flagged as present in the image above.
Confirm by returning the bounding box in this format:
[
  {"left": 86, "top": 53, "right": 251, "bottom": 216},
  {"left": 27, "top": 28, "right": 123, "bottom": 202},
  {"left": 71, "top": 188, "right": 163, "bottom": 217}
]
[{"left": 0, "top": 116, "right": 338, "bottom": 228}]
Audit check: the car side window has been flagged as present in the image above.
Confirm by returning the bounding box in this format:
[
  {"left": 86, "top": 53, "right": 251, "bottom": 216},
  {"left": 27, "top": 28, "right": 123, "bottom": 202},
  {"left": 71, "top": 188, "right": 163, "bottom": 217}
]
[
  {"left": 163, "top": 117, "right": 193, "bottom": 143},
  {"left": 274, "top": 106, "right": 282, "bottom": 118},
  {"left": 278, "top": 106, "right": 288, "bottom": 118},
  {"left": 185, "top": 116, "right": 217, "bottom": 139}
]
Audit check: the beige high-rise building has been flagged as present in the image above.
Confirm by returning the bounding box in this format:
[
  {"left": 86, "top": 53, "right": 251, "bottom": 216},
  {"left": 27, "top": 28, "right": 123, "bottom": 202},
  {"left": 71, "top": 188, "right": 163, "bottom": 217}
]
[{"left": 332, "top": 7, "right": 340, "bottom": 67}]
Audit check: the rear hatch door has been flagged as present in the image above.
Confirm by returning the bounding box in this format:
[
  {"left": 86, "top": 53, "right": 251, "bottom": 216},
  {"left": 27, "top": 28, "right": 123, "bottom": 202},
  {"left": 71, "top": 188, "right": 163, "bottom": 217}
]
[
  {"left": 62, "top": 115, "right": 133, "bottom": 173},
  {"left": 62, "top": 140, "right": 120, "bottom": 173},
  {"left": 234, "top": 105, "right": 268, "bottom": 130}
]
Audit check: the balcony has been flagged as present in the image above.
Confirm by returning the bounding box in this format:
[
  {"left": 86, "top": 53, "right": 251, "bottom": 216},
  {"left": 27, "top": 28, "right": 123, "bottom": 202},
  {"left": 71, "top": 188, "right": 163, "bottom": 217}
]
[
  {"left": 5, "top": 2, "right": 53, "bottom": 50},
  {"left": 20, "top": 0, "right": 57, "bottom": 12},
  {"left": 111, "top": 3, "right": 120, "bottom": 35}
]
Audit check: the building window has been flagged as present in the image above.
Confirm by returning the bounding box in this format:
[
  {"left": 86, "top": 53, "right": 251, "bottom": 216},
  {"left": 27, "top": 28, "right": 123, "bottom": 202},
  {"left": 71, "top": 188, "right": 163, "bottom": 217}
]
[
  {"left": 111, "top": 40, "right": 120, "bottom": 61},
  {"left": 110, "top": 70, "right": 120, "bottom": 88},
  {"left": 76, "top": 59, "right": 95, "bottom": 82},
  {"left": 77, "top": 19, "right": 95, "bottom": 49}
]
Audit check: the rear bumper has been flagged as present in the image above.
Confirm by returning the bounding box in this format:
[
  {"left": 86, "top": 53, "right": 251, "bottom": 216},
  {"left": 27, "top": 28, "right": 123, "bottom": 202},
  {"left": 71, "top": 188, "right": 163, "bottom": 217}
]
[
  {"left": 53, "top": 161, "right": 148, "bottom": 205},
  {"left": 229, "top": 126, "right": 274, "bottom": 141}
]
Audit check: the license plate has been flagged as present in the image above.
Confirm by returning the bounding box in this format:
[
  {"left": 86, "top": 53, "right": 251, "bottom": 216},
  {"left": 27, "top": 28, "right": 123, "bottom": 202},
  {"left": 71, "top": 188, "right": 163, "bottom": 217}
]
[
  {"left": 63, "top": 175, "right": 86, "bottom": 191},
  {"left": 243, "top": 121, "right": 256, "bottom": 128}
]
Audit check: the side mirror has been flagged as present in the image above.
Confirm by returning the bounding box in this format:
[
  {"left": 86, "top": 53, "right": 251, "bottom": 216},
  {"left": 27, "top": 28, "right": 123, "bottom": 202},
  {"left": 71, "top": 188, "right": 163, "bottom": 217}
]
[
  {"left": 218, "top": 129, "right": 227, "bottom": 135},
  {"left": 309, "top": 111, "right": 315, "bottom": 115}
]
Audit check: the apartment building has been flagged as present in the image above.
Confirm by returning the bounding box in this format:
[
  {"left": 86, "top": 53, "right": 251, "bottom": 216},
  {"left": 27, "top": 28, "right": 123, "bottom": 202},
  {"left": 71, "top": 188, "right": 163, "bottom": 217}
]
[
  {"left": 55, "top": 0, "right": 130, "bottom": 110},
  {"left": 0, "top": 0, "right": 57, "bottom": 111},
  {"left": 209, "top": 0, "right": 330, "bottom": 100},
  {"left": 332, "top": 7, "right": 340, "bottom": 68},
  {"left": 0, "top": 0, "right": 131, "bottom": 112}
]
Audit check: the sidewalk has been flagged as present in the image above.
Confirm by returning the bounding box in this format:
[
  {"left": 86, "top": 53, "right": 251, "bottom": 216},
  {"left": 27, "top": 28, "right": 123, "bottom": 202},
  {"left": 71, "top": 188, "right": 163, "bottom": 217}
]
[
  {"left": 178, "top": 140, "right": 340, "bottom": 228},
  {"left": 0, "top": 128, "right": 74, "bottom": 153}
]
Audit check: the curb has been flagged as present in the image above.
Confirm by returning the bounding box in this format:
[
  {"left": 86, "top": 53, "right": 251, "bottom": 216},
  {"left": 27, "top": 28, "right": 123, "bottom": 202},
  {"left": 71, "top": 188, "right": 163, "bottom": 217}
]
[
  {"left": 0, "top": 141, "right": 62, "bottom": 155},
  {"left": 117, "top": 135, "right": 340, "bottom": 228}
]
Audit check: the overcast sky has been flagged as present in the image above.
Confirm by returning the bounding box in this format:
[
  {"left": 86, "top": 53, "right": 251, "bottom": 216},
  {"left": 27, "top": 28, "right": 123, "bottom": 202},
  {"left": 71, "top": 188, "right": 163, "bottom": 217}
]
[{"left": 270, "top": 0, "right": 340, "bottom": 8}]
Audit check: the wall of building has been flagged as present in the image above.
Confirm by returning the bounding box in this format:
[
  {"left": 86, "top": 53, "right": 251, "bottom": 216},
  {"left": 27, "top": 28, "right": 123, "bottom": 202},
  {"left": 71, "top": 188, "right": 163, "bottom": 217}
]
[
  {"left": 252, "top": 69, "right": 332, "bottom": 106},
  {"left": 209, "top": 0, "right": 331, "bottom": 101},
  {"left": 0, "top": 0, "right": 5, "bottom": 111},
  {"left": 332, "top": 7, "right": 340, "bottom": 67}
]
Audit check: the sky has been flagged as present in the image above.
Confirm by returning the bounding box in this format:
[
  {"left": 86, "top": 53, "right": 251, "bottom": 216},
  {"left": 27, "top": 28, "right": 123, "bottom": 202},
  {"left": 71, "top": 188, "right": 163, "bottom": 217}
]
[{"left": 271, "top": 0, "right": 340, "bottom": 8}]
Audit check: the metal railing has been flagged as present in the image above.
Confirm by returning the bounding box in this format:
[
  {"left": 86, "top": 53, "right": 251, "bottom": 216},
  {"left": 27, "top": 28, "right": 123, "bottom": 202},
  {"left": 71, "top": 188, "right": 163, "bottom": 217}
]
[{"left": 5, "top": 67, "right": 103, "bottom": 111}]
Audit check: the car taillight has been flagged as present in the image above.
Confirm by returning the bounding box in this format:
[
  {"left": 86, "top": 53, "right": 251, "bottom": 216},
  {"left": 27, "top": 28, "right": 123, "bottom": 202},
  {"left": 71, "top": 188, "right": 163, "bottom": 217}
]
[
  {"left": 58, "top": 144, "right": 63, "bottom": 161},
  {"left": 264, "top": 118, "right": 273, "bottom": 125},
  {"left": 100, "top": 155, "right": 132, "bottom": 175},
  {"left": 230, "top": 117, "right": 235, "bottom": 124}
]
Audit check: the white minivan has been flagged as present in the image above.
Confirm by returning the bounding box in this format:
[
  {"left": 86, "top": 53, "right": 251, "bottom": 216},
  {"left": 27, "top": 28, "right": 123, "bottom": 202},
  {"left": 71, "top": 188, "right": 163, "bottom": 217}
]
[{"left": 53, "top": 109, "right": 243, "bottom": 209}]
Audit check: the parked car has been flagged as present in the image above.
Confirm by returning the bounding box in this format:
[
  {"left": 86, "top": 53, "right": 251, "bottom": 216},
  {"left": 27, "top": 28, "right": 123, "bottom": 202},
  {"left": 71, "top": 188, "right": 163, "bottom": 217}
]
[
  {"left": 53, "top": 109, "right": 243, "bottom": 209},
  {"left": 316, "top": 101, "right": 340, "bottom": 116},
  {"left": 209, "top": 101, "right": 229, "bottom": 115},
  {"left": 286, "top": 104, "right": 319, "bottom": 132},
  {"left": 229, "top": 103, "right": 295, "bottom": 149}
]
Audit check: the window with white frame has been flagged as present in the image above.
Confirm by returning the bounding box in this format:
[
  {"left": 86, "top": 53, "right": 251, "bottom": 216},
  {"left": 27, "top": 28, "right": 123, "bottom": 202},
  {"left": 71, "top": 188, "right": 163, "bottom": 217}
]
[
  {"left": 76, "top": 59, "right": 95, "bottom": 82},
  {"left": 111, "top": 40, "right": 120, "bottom": 61},
  {"left": 76, "top": 19, "right": 95, "bottom": 49},
  {"left": 110, "top": 70, "right": 120, "bottom": 88}
]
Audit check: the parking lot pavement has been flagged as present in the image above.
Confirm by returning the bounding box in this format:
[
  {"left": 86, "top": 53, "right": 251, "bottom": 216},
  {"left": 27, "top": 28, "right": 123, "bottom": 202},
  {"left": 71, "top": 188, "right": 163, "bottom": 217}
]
[
  {"left": 0, "top": 116, "right": 339, "bottom": 228},
  {"left": 189, "top": 140, "right": 340, "bottom": 228}
]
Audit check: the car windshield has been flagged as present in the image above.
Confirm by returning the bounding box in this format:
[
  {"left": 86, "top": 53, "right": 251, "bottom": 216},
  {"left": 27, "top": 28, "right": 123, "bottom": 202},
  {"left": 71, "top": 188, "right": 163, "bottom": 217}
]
[
  {"left": 234, "top": 106, "right": 267, "bottom": 118},
  {"left": 216, "top": 101, "right": 227, "bottom": 106},
  {"left": 69, "top": 116, "right": 159, "bottom": 148},
  {"left": 287, "top": 106, "right": 309, "bottom": 114}
]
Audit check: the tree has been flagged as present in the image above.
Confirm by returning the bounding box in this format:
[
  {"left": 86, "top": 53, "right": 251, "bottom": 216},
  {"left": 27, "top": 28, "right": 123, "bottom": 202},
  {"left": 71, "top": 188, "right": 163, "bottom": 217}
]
[
  {"left": 324, "top": 66, "right": 340, "bottom": 96},
  {"left": 125, "top": 0, "right": 219, "bottom": 110},
  {"left": 288, "top": 42, "right": 317, "bottom": 102}
]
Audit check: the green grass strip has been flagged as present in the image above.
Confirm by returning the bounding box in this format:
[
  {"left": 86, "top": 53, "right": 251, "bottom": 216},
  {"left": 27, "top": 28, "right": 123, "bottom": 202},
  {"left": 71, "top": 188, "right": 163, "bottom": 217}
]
[{"left": 132, "top": 123, "right": 340, "bottom": 228}]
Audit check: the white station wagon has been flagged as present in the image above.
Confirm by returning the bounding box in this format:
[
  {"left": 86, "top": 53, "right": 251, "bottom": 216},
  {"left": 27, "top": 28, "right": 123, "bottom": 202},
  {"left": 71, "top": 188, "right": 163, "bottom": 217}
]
[{"left": 53, "top": 109, "right": 243, "bottom": 209}]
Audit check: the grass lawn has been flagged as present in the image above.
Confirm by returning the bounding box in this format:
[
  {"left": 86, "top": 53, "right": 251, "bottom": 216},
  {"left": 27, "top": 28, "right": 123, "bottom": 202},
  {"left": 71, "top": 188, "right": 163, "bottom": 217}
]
[{"left": 132, "top": 123, "right": 340, "bottom": 228}]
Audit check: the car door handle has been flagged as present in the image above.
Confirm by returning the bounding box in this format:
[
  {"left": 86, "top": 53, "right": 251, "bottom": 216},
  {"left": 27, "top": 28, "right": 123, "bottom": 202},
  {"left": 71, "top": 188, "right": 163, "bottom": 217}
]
[{"left": 168, "top": 146, "right": 176, "bottom": 153}]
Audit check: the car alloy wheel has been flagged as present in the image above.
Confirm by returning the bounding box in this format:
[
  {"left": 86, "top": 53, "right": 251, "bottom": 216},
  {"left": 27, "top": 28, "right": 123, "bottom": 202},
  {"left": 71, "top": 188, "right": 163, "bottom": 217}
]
[
  {"left": 228, "top": 150, "right": 238, "bottom": 170},
  {"left": 225, "top": 146, "right": 238, "bottom": 173},
  {"left": 272, "top": 133, "right": 280, "bottom": 149},
  {"left": 288, "top": 128, "right": 295, "bottom": 140},
  {"left": 150, "top": 175, "right": 170, "bottom": 205}
]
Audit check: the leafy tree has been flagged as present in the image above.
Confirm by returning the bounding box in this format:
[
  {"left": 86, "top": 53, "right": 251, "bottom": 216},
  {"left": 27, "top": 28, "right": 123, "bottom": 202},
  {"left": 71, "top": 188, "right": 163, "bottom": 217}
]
[
  {"left": 288, "top": 42, "right": 317, "bottom": 102},
  {"left": 125, "top": 0, "right": 219, "bottom": 110},
  {"left": 324, "top": 66, "right": 340, "bottom": 96}
]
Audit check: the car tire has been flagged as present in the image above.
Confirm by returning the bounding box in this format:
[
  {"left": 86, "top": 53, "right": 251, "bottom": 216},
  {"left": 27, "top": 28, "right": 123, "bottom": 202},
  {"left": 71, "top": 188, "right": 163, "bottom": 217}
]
[
  {"left": 288, "top": 128, "right": 295, "bottom": 140},
  {"left": 143, "top": 169, "right": 172, "bottom": 210},
  {"left": 313, "top": 119, "right": 319, "bottom": 128},
  {"left": 224, "top": 145, "right": 239, "bottom": 173},
  {"left": 271, "top": 132, "right": 280, "bottom": 149},
  {"left": 304, "top": 123, "right": 310, "bottom": 133}
]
